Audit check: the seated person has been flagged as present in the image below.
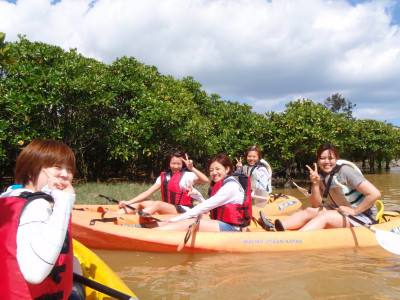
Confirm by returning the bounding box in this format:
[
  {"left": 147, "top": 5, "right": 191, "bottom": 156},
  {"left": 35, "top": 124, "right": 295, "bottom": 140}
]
[
  {"left": 157, "top": 153, "right": 252, "bottom": 232},
  {"left": 118, "top": 151, "right": 208, "bottom": 214},
  {"left": 274, "top": 144, "right": 381, "bottom": 231}
]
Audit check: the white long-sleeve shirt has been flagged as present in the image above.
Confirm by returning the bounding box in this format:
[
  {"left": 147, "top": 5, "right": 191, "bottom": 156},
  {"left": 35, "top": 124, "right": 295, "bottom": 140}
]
[
  {"left": 1, "top": 186, "right": 75, "bottom": 283},
  {"left": 170, "top": 179, "right": 244, "bottom": 225}
]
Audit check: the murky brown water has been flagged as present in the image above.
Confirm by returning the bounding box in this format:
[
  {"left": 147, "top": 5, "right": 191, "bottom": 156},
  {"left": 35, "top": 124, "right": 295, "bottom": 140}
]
[{"left": 92, "top": 169, "right": 400, "bottom": 300}]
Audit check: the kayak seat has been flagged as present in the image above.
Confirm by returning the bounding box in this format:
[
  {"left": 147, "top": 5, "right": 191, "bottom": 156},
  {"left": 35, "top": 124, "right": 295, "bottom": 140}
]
[
  {"left": 258, "top": 211, "right": 275, "bottom": 231},
  {"left": 375, "top": 200, "right": 384, "bottom": 223}
]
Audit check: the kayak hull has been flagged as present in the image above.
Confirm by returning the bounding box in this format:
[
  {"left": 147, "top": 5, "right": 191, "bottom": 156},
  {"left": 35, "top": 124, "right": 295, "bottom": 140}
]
[
  {"left": 72, "top": 210, "right": 400, "bottom": 253},
  {"left": 73, "top": 239, "right": 137, "bottom": 299}
]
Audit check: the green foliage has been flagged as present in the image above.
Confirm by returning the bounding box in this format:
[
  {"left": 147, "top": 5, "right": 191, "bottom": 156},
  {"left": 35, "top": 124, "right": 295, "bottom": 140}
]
[
  {"left": 263, "top": 99, "right": 341, "bottom": 181},
  {"left": 1, "top": 36, "right": 400, "bottom": 189},
  {"left": 0, "top": 32, "right": 18, "bottom": 68},
  {"left": 324, "top": 92, "right": 356, "bottom": 120}
]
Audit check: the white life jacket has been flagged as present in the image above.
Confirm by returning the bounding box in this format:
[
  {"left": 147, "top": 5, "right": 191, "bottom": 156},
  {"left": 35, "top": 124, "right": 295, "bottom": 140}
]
[
  {"left": 320, "top": 160, "right": 371, "bottom": 214},
  {"left": 243, "top": 159, "right": 272, "bottom": 193}
]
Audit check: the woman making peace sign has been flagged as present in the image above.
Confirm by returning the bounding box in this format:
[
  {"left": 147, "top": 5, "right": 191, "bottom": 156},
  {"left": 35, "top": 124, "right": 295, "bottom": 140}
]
[
  {"left": 275, "top": 144, "right": 381, "bottom": 231},
  {"left": 118, "top": 151, "right": 208, "bottom": 215}
]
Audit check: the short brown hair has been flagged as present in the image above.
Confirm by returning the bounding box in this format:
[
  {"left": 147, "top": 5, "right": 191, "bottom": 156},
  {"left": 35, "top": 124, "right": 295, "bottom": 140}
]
[
  {"left": 316, "top": 144, "right": 340, "bottom": 160},
  {"left": 245, "top": 145, "right": 262, "bottom": 160},
  {"left": 14, "top": 139, "right": 76, "bottom": 186},
  {"left": 206, "top": 154, "right": 234, "bottom": 175}
]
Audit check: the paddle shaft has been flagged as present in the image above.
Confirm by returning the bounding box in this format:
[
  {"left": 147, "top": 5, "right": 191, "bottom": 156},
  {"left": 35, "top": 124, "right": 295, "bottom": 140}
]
[
  {"left": 177, "top": 214, "right": 202, "bottom": 251},
  {"left": 322, "top": 200, "right": 400, "bottom": 255},
  {"left": 322, "top": 200, "right": 375, "bottom": 232},
  {"left": 99, "top": 194, "right": 161, "bottom": 221},
  {"left": 73, "top": 273, "right": 137, "bottom": 300}
]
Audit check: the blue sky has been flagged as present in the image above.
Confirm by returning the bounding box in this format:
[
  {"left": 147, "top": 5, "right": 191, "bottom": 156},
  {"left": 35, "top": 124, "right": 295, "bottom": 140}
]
[{"left": 1, "top": 0, "right": 400, "bottom": 126}]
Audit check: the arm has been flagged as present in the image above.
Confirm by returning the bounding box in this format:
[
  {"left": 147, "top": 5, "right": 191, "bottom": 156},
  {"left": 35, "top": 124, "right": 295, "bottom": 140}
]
[
  {"left": 170, "top": 181, "right": 242, "bottom": 222},
  {"left": 181, "top": 154, "right": 209, "bottom": 184},
  {"left": 235, "top": 157, "right": 244, "bottom": 173},
  {"left": 341, "top": 180, "right": 381, "bottom": 215},
  {"left": 122, "top": 182, "right": 161, "bottom": 206},
  {"left": 188, "top": 187, "right": 206, "bottom": 203},
  {"left": 306, "top": 163, "right": 323, "bottom": 208},
  {"left": 17, "top": 189, "right": 75, "bottom": 283},
  {"left": 191, "top": 167, "right": 209, "bottom": 184},
  {"left": 309, "top": 183, "right": 323, "bottom": 207}
]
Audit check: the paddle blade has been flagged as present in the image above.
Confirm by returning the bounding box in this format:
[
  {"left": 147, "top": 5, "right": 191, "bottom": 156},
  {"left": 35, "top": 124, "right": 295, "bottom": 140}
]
[
  {"left": 252, "top": 189, "right": 269, "bottom": 208},
  {"left": 292, "top": 182, "right": 311, "bottom": 198},
  {"left": 375, "top": 229, "right": 400, "bottom": 255}
]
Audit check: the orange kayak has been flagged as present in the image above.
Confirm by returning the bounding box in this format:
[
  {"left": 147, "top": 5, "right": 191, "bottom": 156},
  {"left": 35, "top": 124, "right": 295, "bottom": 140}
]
[
  {"left": 71, "top": 208, "right": 400, "bottom": 253},
  {"left": 75, "top": 193, "right": 302, "bottom": 216}
]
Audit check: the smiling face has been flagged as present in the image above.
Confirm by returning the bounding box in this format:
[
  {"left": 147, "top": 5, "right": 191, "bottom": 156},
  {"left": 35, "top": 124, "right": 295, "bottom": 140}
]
[
  {"left": 246, "top": 150, "right": 260, "bottom": 166},
  {"left": 34, "top": 164, "right": 74, "bottom": 192},
  {"left": 209, "top": 161, "right": 230, "bottom": 183},
  {"left": 317, "top": 150, "right": 337, "bottom": 174},
  {"left": 169, "top": 156, "right": 183, "bottom": 174}
]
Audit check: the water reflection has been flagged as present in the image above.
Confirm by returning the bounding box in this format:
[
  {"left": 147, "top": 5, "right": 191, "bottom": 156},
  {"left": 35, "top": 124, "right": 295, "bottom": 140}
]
[
  {"left": 92, "top": 171, "right": 400, "bottom": 300},
  {"left": 95, "top": 248, "right": 400, "bottom": 299}
]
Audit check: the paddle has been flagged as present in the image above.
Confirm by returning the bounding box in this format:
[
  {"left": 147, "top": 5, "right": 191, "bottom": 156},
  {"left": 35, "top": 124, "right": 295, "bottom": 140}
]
[
  {"left": 292, "top": 182, "right": 311, "bottom": 198},
  {"left": 177, "top": 214, "right": 202, "bottom": 251},
  {"left": 252, "top": 189, "right": 269, "bottom": 208},
  {"left": 322, "top": 200, "right": 400, "bottom": 255},
  {"left": 98, "top": 194, "right": 161, "bottom": 222},
  {"left": 73, "top": 273, "right": 137, "bottom": 300}
]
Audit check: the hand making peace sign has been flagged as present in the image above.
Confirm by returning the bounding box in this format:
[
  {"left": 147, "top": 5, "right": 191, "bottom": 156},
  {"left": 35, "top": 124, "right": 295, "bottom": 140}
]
[
  {"left": 235, "top": 157, "right": 243, "bottom": 168},
  {"left": 181, "top": 153, "right": 194, "bottom": 171},
  {"left": 306, "top": 163, "right": 320, "bottom": 185},
  {"left": 183, "top": 183, "right": 199, "bottom": 197}
]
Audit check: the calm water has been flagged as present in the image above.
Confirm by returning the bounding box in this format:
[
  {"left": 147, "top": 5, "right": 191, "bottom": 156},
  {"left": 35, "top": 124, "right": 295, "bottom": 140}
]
[{"left": 91, "top": 169, "right": 400, "bottom": 300}]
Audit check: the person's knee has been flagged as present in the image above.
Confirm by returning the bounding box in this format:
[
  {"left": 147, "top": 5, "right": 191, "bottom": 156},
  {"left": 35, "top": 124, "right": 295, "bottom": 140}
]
[
  {"left": 149, "top": 201, "right": 162, "bottom": 210},
  {"left": 305, "top": 206, "right": 319, "bottom": 216}
]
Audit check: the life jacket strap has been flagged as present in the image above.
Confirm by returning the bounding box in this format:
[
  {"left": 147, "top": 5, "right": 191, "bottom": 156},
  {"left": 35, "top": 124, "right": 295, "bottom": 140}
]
[
  {"left": 34, "top": 291, "right": 64, "bottom": 300},
  {"left": 321, "top": 165, "right": 341, "bottom": 198},
  {"left": 89, "top": 217, "right": 118, "bottom": 226},
  {"left": 48, "top": 264, "right": 66, "bottom": 284}
]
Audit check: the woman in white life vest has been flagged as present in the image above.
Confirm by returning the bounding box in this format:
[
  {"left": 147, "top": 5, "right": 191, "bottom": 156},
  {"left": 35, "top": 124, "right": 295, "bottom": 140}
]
[
  {"left": 0, "top": 139, "right": 76, "bottom": 299},
  {"left": 276, "top": 144, "right": 381, "bottom": 231},
  {"left": 236, "top": 145, "right": 272, "bottom": 194},
  {"left": 117, "top": 151, "right": 208, "bottom": 214}
]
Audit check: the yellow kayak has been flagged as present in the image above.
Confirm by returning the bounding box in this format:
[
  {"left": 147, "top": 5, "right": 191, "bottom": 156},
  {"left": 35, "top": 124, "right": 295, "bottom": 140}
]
[{"left": 73, "top": 239, "right": 138, "bottom": 299}]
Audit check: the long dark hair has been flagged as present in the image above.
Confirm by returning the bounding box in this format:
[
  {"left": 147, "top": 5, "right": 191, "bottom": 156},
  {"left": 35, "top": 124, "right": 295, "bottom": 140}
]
[{"left": 165, "top": 150, "right": 186, "bottom": 171}]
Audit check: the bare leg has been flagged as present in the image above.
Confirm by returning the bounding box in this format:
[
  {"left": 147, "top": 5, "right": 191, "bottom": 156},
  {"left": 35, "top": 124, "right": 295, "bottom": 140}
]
[
  {"left": 300, "top": 210, "right": 351, "bottom": 231},
  {"left": 114, "top": 199, "right": 155, "bottom": 214},
  {"left": 281, "top": 206, "right": 327, "bottom": 230},
  {"left": 143, "top": 201, "right": 179, "bottom": 215}
]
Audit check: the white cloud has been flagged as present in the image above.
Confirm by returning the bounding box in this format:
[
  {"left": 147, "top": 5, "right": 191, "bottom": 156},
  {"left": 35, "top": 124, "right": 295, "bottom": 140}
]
[
  {"left": 353, "top": 106, "right": 400, "bottom": 124},
  {"left": 1, "top": 0, "right": 400, "bottom": 125}
]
